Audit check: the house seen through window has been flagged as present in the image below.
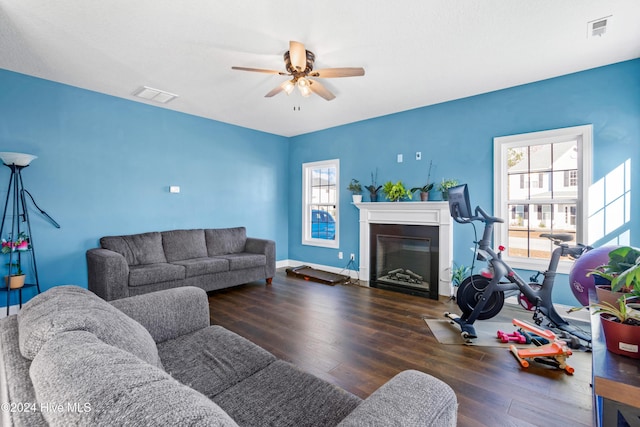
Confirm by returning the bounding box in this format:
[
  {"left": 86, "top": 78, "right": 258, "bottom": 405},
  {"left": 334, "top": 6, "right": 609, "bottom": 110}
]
[
  {"left": 302, "top": 159, "right": 339, "bottom": 248},
  {"left": 494, "top": 125, "right": 592, "bottom": 273}
]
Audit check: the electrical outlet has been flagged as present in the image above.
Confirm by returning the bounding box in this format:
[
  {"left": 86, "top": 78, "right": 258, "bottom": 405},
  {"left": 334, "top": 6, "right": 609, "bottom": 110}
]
[
  {"left": 416, "top": 152, "right": 422, "bottom": 160},
  {"left": 397, "top": 154, "right": 403, "bottom": 163},
  {"left": 350, "top": 253, "right": 355, "bottom": 261},
  {"left": 338, "top": 252, "right": 343, "bottom": 259}
]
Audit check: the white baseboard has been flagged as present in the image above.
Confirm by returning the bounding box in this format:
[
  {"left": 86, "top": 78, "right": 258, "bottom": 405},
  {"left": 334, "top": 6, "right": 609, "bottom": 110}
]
[{"left": 0, "top": 304, "right": 21, "bottom": 319}]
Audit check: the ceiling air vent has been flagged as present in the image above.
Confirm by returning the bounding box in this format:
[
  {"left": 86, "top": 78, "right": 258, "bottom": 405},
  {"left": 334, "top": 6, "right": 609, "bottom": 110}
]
[
  {"left": 587, "top": 16, "right": 611, "bottom": 38},
  {"left": 132, "top": 86, "right": 178, "bottom": 104}
]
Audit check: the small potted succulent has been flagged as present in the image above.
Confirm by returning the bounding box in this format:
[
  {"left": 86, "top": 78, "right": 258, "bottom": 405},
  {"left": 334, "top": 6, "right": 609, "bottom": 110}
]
[
  {"left": 382, "top": 181, "right": 412, "bottom": 202},
  {"left": 437, "top": 178, "right": 459, "bottom": 201},
  {"left": 364, "top": 169, "right": 382, "bottom": 202},
  {"left": 2, "top": 232, "right": 29, "bottom": 289},
  {"left": 347, "top": 179, "right": 363, "bottom": 203}
]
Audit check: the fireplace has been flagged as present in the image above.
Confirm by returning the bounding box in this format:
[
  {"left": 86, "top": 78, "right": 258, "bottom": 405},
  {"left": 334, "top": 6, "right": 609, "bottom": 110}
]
[
  {"left": 354, "top": 202, "right": 452, "bottom": 298},
  {"left": 370, "top": 224, "right": 439, "bottom": 299}
]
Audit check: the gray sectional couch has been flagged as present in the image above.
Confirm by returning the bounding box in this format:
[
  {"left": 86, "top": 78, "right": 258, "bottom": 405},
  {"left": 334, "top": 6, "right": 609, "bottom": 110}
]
[
  {"left": 0, "top": 286, "right": 457, "bottom": 426},
  {"left": 87, "top": 227, "right": 275, "bottom": 301}
]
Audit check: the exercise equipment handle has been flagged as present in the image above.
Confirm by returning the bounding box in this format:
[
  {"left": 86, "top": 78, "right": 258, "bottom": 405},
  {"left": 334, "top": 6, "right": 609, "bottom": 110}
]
[{"left": 475, "top": 206, "right": 504, "bottom": 224}]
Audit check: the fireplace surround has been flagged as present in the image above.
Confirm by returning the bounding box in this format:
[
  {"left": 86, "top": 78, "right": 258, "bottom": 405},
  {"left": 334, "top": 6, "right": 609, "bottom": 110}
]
[{"left": 354, "top": 202, "right": 453, "bottom": 298}]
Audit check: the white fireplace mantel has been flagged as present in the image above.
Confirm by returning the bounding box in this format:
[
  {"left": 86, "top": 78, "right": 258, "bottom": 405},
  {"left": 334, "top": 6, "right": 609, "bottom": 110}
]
[{"left": 354, "top": 201, "right": 453, "bottom": 297}]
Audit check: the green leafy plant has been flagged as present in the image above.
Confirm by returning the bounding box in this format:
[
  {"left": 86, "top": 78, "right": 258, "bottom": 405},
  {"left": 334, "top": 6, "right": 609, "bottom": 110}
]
[
  {"left": 587, "top": 246, "right": 640, "bottom": 293},
  {"left": 449, "top": 263, "right": 471, "bottom": 287},
  {"left": 591, "top": 296, "right": 640, "bottom": 325},
  {"left": 347, "top": 179, "right": 363, "bottom": 195},
  {"left": 382, "top": 181, "right": 412, "bottom": 202},
  {"left": 5, "top": 261, "right": 23, "bottom": 276},
  {"left": 437, "top": 178, "right": 459, "bottom": 192}
]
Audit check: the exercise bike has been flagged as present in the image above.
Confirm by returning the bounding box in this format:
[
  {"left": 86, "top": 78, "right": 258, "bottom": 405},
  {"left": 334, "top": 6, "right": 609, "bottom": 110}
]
[{"left": 443, "top": 184, "right": 592, "bottom": 344}]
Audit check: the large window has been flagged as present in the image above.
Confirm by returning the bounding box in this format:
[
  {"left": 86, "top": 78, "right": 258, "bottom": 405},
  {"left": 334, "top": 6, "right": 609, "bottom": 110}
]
[
  {"left": 302, "top": 159, "right": 339, "bottom": 248},
  {"left": 494, "top": 125, "right": 592, "bottom": 273}
]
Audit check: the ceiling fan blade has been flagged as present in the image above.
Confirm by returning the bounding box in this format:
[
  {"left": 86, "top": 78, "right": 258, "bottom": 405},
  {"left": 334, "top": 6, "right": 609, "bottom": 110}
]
[
  {"left": 289, "top": 41, "right": 307, "bottom": 71},
  {"left": 308, "top": 79, "right": 336, "bottom": 101},
  {"left": 311, "top": 67, "right": 365, "bottom": 78},
  {"left": 232, "top": 66, "right": 287, "bottom": 75}
]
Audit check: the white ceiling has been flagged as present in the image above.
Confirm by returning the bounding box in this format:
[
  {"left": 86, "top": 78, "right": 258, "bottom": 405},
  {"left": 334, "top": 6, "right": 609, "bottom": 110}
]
[{"left": 1, "top": 1, "right": 639, "bottom": 137}]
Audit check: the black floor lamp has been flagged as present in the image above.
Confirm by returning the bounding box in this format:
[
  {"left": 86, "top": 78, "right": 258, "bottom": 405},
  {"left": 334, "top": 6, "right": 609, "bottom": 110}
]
[{"left": 0, "top": 152, "right": 60, "bottom": 315}]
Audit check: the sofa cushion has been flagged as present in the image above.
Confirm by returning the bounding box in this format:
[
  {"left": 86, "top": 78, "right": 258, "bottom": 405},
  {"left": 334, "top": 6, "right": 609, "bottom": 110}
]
[
  {"left": 158, "top": 325, "right": 276, "bottom": 398},
  {"left": 206, "top": 227, "right": 247, "bottom": 256},
  {"left": 30, "top": 331, "right": 239, "bottom": 427},
  {"left": 214, "top": 360, "right": 361, "bottom": 427},
  {"left": 17, "top": 286, "right": 162, "bottom": 369},
  {"left": 101, "top": 232, "right": 166, "bottom": 266},
  {"left": 162, "top": 229, "right": 208, "bottom": 262},
  {"left": 172, "top": 257, "right": 230, "bottom": 278},
  {"left": 129, "top": 263, "right": 186, "bottom": 287},
  {"left": 220, "top": 253, "right": 266, "bottom": 271}
]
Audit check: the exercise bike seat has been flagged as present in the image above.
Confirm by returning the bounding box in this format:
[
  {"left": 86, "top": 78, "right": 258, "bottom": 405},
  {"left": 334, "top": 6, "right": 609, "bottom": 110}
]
[{"left": 540, "top": 233, "right": 573, "bottom": 243}]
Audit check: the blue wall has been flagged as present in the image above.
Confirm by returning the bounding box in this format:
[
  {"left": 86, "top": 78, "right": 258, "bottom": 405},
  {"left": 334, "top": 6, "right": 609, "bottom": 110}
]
[
  {"left": 1, "top": 59, "right": 638, "bottom": 308},
  {"left": 0, "top": 69, "right": 289, "bottom": 306},
  {"left": 288, "top": 59, "right": 640, "bottom": 306}
]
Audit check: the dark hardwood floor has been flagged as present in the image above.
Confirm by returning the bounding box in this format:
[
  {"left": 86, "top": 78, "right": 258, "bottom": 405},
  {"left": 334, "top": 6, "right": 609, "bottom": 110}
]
[{"left": 208, "top": 269, "right": 593, "bottom": 427}]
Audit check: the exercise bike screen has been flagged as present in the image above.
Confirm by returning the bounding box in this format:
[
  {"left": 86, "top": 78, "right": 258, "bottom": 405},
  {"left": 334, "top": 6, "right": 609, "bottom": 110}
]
[{"left": 448, "top": 184, "right": 473, "bottom": 219}]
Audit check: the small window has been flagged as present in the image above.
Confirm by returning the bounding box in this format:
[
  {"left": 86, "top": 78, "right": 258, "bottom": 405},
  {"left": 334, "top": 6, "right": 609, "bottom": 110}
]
[{"left": 302, "top": 159, "right": 339, "bottom": 248}]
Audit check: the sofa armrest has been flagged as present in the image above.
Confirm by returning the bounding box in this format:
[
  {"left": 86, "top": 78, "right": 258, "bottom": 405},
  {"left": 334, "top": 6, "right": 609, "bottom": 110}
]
[
  {"left": 86, "top": 248, "right": 130, "bottom": 301},
  {"left": 110, "top": 287, "right": 210, "bottom": 343},
  {"left": 337, "top": 370, "right": 457, "bottom": 427},
  {"left": 245, "top": 237, "right": 275, "bottom": 278}
]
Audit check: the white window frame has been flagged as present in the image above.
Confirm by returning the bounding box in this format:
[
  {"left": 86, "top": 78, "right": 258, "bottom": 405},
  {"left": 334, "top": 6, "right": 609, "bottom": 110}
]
[
  {"left": 302, "top": 159, "right": 340, "bottom": 248},
  {"left": 494, "top": 125, "right": 592, "bottom": 274}
]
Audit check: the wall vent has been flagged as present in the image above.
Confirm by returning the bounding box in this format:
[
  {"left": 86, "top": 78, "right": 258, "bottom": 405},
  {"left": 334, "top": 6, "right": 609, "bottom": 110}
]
[
  {"left": 587, "top": 16, "right": 612, "bottom": 39},
  {"left": 132, "top": 86, "right": 178, "bottom": 104}
]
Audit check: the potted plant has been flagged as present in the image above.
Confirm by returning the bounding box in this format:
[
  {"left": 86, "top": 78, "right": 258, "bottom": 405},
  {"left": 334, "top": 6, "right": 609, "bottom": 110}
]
[
  {"left": 437, "top": 178, "right": 459, "bottom": 201},
  {"left": 364, "top": 169, "right": 382, "bottom": 202},
  {"left": 411, "top": 160, "right": 434, "bottom": 201},
  {"left": 347, "top": 179, "right": 363, "bottom": 203},
  {"left": 448, "top": 262, "right": 471, "bottom": 300},
  {"left": 587, "top": 246, "right": 640, "bottom": 305},
  {"left": 382, "top": 181, "right": 412, "bottom": 202},
  {"left": 591, "top": 295, "right": 640, "bottom": 359},
  {"left": 2, "top": 231, "right": 29, "bottom": 289}
]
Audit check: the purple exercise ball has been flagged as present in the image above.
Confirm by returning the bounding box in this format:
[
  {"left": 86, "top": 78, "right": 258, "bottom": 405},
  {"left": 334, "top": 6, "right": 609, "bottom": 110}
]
[{"left": 568, "top": 245, "right": 618, "bottom": 306}]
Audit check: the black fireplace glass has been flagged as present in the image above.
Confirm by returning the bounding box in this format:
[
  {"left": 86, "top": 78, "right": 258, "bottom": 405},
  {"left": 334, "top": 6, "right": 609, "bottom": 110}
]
[{"left": 370, "top": 224, "right": 439, "bottom": 299}]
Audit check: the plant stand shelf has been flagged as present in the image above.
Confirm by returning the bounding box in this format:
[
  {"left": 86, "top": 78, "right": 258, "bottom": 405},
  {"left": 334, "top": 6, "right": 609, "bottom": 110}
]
[{"left": 590, "top": 303, "right": 640, "bottom": 426}]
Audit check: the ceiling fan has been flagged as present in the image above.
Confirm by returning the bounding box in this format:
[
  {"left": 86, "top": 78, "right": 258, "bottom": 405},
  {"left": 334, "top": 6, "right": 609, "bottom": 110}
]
[{"left": 232, "top": 41, "right": 365, "bottom": 101}]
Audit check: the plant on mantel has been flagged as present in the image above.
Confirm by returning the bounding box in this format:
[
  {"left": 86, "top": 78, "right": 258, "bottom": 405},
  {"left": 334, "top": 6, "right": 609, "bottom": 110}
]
[
  {"left": 437, "top": 178, "right": 459, "bottom": 201},
  {"left": 382, "top": 181, "right": 412, "bottom": 202},
  {"left": 364, "top": 169, "right": 382, "bottom": 202},
  {"left": 411, "top": 160, "right": 434, "bottom": 201}
]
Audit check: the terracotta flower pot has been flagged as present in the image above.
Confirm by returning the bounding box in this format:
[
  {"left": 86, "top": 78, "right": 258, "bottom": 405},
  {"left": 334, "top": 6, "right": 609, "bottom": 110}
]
[
  {"left": 595, "top": 285, "right": 629, "bottom": 307},
  {"left": 600, "top": 314, "right": 640, "bottom": 359},
  {"left": 420, "top": 191, "right": 429, "bottom": 201}
]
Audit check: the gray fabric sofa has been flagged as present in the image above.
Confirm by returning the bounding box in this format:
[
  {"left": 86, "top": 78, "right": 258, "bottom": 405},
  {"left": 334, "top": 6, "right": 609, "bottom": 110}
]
[
  {"left": 86, "top": 227, "right": 275, "bottom": 301},
  {"left": 0, "top": 285, "right": 458, "bottom": 427}
]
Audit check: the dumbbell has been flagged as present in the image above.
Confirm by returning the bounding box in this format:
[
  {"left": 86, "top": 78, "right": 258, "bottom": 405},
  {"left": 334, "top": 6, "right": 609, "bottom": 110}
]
[{"left": 497, "top": 330, "right": 528, "bottom": 344}]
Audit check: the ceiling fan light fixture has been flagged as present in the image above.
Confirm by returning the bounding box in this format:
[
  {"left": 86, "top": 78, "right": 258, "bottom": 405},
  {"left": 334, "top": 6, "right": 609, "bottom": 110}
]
[
  {"left": 283, "top": 80, "right": 295, "bottom": 95},
  {"left": 297, "top": 78, "right": 311, "bottom": 97}
]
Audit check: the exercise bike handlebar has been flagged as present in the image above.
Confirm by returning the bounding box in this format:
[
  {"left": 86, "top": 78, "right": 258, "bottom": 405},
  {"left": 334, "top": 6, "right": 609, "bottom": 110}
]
[{"left": 475, "top": 206, "right": 504, "bottom": 224}]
